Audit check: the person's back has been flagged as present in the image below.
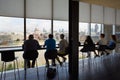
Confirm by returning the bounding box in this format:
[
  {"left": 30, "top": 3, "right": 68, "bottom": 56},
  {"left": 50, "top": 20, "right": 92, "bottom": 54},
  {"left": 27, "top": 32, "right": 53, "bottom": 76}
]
[
  {"left": 59, "top": 38, "right": 68, "bottom": 53},
  {"left": 107, "top": 40, "right": 116, "bottom": 50},
  {"left": 24, "top": 39, "right": 40, "bottom": 52},
  {"left": 97, "top": 34, "right": 107, "bottom": 45},
  {"left": 80, "top": 35, "right": 98, "bottom": 57},
  {"left": 97, "top": 34, "right": 107, "bottom": 56},
  {"left": 107, "top": 35, "right": 116, "bottom": 50},
  {"left": 105, "top": 35, "right": 116, "bottom": 55},
  {"left": 45, "top": 38, "right": 56, "bottom": 51},
  {"left": 84, "top": 36, "right": 95, "bottom": 51},
  {"left": 23, "top": 34, "right": 41, "bottom": 68},
  {"left": 44, "top": 34, "right": 58, "bottom": 67},
  {"left": 58, "top": 34, "right": 68, "bottom": 62}
]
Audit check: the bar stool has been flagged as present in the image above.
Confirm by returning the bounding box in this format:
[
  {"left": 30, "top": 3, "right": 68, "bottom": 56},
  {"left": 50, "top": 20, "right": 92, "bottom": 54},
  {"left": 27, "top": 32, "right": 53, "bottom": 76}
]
[
  {"left": 0, "top": 51, "right": 20, "bottom": 80},
  {"left": 24, "top": 58, "right": 39, "bottom": 80}
]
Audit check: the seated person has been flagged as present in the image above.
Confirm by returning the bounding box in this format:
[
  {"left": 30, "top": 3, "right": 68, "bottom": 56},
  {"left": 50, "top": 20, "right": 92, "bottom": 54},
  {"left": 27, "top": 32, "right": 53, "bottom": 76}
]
[
  {"left": 104, "top": 35, "right": 116, "bottom": 55},
  {"left": 44, "top": 34, "right": 62, "bottom": 67},
  {"left": 96, "top": 34, "right": 107, "bottom": 56},
  {"left": 57, "top": 34, "right": 68, "bottom": 62},
  {"left": 80, "top": 36, "right": 98, "bottom": 57},
  {"left": 22, "top": 34, "right": 41, "bottom": 68}
]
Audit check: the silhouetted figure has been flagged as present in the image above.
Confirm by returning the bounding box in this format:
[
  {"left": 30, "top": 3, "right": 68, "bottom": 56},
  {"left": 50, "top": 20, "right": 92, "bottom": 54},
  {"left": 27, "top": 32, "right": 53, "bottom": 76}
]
[
  {"left": 105, "top": 35, "right": 116, "bottom": 55},
  {"left": 97, "top": 34, "right": 107, "bottom": 56},
  {"left": 57, "top": 34, "right": 68, "bottom": 62},
  {"left": 23, "top": 34, "right": 41, "bottom": 68},
  {"left": 80, "top": 35, "right": 98, "bottom": 57},
  {"left": 44, "top": 34, "right": 62, "bottom": 67}
]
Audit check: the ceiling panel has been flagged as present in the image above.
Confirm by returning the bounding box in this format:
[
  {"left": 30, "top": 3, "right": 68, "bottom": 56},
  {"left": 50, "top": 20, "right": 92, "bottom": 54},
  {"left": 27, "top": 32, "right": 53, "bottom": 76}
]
[{"left": 80, "top": 0, "right": 120, "bottom": 9}]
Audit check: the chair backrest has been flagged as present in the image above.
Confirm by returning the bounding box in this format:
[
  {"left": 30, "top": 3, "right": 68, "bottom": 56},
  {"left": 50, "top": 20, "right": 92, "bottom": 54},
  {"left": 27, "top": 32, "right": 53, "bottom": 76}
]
[{"left": 1, "top": 51, "right": 15, "bottom": 62}]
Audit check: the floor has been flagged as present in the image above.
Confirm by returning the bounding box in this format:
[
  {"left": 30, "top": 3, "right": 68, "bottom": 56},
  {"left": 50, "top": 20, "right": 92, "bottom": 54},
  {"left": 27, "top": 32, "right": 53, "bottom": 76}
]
[{"left": 1, "top": 53, "right": 120, "bottom": 80}]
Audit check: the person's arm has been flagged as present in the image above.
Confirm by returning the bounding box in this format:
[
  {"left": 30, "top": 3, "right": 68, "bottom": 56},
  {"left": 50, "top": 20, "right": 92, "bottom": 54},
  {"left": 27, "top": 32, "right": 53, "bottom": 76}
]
[
  {"left": 43, "top": 40, "right": 47, "bottom": 47},
  {"left": 22, "top": 44, "right": 24, "bottom": 49},
  {"left": 37, "top": 41, "right": 41, "bottom": 49}
]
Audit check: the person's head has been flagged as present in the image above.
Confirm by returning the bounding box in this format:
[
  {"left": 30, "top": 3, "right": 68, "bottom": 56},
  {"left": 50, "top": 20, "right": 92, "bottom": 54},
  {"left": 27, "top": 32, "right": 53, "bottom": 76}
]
[
  {"left": 100, "top": 34, "right": 105, "bottom": 38},
  {"left": 86, "top": 35, "right": 91, "bottom": 40},
  {"left": 49, "top": 34, "right": 53, "bottom": 39},
  {"left": 86, "top": 35, "right": 93, "bottom": 43},
  {"left": 60, "top": 34, "right": 64, "bottom": 39},
  {"left": 111, "top": 35, "right": 116, "bottom": 42},
  {"left": 28, "top": 34, "right": 34, "bottom": 40}
]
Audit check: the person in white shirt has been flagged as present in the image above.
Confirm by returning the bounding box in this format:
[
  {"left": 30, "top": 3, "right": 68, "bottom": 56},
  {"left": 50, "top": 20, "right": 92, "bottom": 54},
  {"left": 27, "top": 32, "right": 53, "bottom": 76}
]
[
  {"left": 97, "top": 34, "right": 107, "bottom": 56},
  {"left": 57, "top": 34, "right": 68, "bottom": 62}
]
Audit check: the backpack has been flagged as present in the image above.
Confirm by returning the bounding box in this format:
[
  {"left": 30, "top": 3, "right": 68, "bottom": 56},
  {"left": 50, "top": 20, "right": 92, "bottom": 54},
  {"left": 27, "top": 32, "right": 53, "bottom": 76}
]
[{"left": 47, "top": 68, "right": 56, "bottom": 79}]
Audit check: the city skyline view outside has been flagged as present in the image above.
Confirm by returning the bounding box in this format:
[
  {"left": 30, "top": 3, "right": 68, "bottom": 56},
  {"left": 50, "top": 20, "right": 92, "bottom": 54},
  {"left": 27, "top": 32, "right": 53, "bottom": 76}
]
[
  {"left": 0, "top": 16, "right": 102, "bottom": 47},
  {"left": 0, "top": 16, "right": 102, "bottom": 70}
]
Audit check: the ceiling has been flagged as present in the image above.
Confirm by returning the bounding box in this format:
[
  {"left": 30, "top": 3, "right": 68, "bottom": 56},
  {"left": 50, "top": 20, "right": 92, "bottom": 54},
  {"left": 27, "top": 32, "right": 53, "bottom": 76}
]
[{"left": 80, "top": 0, "right": 120, "bottom": 9}]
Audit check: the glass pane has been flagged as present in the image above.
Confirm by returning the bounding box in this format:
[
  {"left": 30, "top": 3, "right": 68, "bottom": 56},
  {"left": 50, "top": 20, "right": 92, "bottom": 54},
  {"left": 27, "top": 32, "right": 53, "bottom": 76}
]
[
  {"left": 91, "top": 23, "right": 102, "bottom": 43},
  {"left": 26, "top": 18, "right": 51, "bottom": 45},
  {"left": 79, "top": 22, "right": 89, "bottom": 44},
  {"left": 53, "top": 20, "right": 68, "bottom": 44},
  {"left": 0, "top": 16, "right": 24, "bottom": 47}
]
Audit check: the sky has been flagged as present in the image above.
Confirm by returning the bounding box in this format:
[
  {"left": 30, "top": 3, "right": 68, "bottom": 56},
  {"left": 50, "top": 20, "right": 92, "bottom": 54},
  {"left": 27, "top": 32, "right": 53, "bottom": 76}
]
[
  {"left": 0, "top": 16, "right": 100, "bottom": 34},
  {"left": 0, "top": 16, "right": 68, "bottom": 33}
]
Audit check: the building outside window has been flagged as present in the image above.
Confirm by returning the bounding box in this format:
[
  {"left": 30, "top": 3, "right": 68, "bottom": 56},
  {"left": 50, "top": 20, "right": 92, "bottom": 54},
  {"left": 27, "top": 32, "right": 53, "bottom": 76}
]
[
  {"left": 0, "top": 16, "right": 24, "bottom": 47},
  {"left": 53, "top": 20, "right": 68, "bottom": 44},
  {"left": 79, "top": 22, "right": 89, "bottom": 44},
  {"left": 91, "top": 23, "right": 102, "bottom": 43},
  {"left": 26, "top": 18, "right": 51, "bottom": 45}
]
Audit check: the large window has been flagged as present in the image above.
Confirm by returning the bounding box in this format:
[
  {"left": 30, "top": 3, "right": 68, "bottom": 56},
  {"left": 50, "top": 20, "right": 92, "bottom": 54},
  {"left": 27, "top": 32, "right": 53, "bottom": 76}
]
[
  {"left": 79, "top": 23, "right": 102, "bottom": 44},
  {"left": 0, "top": 16, "right": 24, "bottom": 47},
  {"left": 26, "top": 19, "right": 51, "bottom": 45},
  {"left": 91, "top": 23, "right": 102, "bottom": 43},
  {"left": 53, "top": 20, "right": 68, "bottom": 44},
  {"left": 79, "top": 22, "right": 89, "bottom": 44}
]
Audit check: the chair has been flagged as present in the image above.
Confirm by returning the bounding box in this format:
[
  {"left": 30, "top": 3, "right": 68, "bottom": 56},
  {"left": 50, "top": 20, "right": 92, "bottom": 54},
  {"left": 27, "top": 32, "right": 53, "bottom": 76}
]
[{"left": 0, "top": 51, "right": 20, "bottom": 80}]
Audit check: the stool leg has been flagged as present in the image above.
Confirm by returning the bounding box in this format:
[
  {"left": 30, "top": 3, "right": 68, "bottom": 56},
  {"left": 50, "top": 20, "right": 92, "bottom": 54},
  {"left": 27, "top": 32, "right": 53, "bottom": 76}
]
[
  {"left": 63, "top": 62, "right": 68, "bottom": 80},
  {"left": 0, "top": 62, "right": 4, "bottom": 80},
  {"left": 4, "top": 62, "right": 7, "bottom": 80},
  {"left": 35, "top": 60, "right": 39, "bottom": 80},
  {"left": 24, "top": 60, "right": 27, "bottom": 80},
  {"left": 44, "top": 66, "right": 48, "bottom": 80},
  {"left": 13, "top": 61, "right": 16, "bottom": 80},
  {"left": 56, "top": 65, "right": 59, "bottom": 80},
  {"left": 16, "top": 59, "right": 20, "bottom": 80}
]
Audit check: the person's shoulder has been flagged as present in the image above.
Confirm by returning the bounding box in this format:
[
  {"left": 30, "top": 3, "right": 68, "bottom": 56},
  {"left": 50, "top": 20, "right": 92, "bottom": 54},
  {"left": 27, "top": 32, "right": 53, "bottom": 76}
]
[
  {"left": 24, "top": 40, "right": 29, "bottom": 43},
  {"left": 32, "top": 39, "right": 37, "bottom": 41},
  {"left": 52, "top": 38, "right": 56, "bottom": 41},
  {"left": 64, "top": 39, "right": 68, "bottom": 42}
]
